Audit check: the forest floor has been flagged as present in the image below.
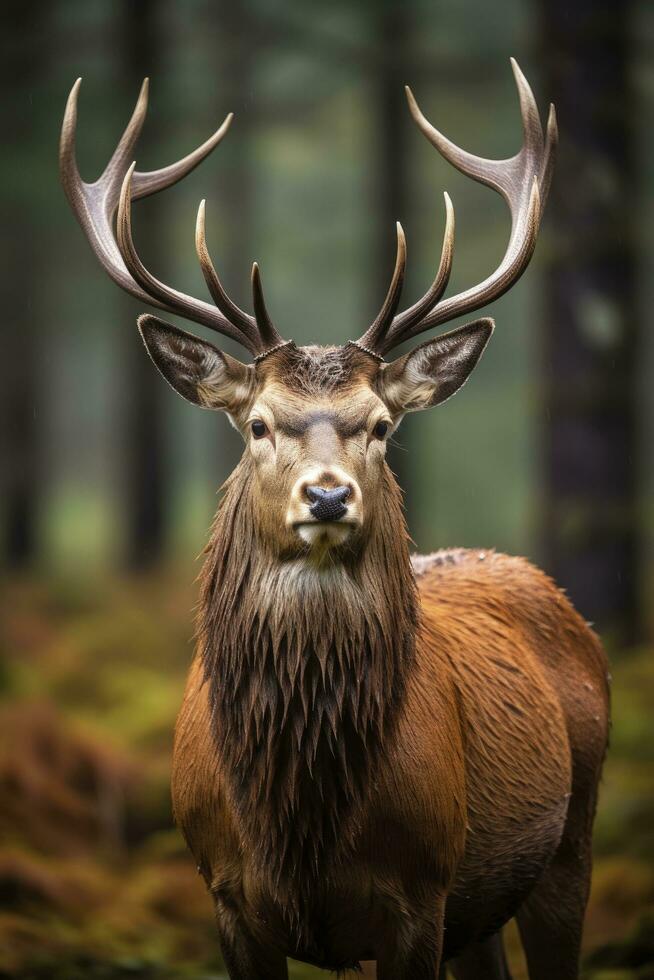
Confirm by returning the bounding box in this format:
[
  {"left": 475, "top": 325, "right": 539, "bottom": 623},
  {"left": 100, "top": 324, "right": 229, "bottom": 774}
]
[{"left": 1, "top": 571, "right": 653, "bottom": 979}]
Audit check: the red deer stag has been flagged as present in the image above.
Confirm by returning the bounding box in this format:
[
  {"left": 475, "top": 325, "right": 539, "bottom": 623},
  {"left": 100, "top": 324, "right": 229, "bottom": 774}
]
[{"left": 61, "top": 60, "right": 609, "bottom": 980}]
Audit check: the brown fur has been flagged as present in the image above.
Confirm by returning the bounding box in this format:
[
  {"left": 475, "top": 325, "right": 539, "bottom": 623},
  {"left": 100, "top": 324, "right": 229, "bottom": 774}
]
[
  {"left": 162, "top": 343, "right": 610, "bottom": 980},
  {"left": 173, "top": 499, "right": 608, "bottom": 976}
]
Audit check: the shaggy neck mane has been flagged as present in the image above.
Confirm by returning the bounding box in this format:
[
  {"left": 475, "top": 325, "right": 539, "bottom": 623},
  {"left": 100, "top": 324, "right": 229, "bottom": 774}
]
[{"left": 198, "top": 456, "right": 417, "bottom": 909}]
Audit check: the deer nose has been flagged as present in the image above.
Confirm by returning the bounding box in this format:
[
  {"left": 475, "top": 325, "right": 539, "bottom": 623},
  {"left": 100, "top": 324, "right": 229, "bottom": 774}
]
[{"left": 306, "top": 485, "right": 351, "bottom": 522}]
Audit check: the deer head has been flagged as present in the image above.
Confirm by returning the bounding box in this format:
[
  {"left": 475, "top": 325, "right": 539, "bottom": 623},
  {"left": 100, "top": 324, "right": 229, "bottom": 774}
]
[{"left": 60, "top": 60, "right": 556, "bottom": 559}]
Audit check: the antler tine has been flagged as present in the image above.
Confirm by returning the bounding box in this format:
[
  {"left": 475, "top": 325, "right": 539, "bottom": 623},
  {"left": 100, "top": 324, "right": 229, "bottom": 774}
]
[
  {"left": 99, "top": 78, "right": 150, "bottom": 215},
  {"left": 251, "top": 263, "right": 284, "bottom": 349},
  {"left": 540, "top": 102, "right": 558, "bottom": 212},
  {"left": 511, "top": 57, "right": 545, "bottom": 159},
  {"left": 195, "top": 199, "right": 258, "bottom": 345},
  {"left": 362, "top": 223, "right": 407, "bottom": 353},
  {"left": 60, "top": 78, "right": 86, "bottom": 200},
  {"left": 117, "top": 165, "right": 258, "bottom": 351},
  {"left": 358, "top": 193, "right": 454, "bottom": 352},
  {"left": 60, "top": 78, "right": 132, "bottom": 278},
  {"left": 132, "top": 112, "right": 234, "bottom": 200},
  {"left": 358, "top": 60, "right": 556, "bottom": 356},
  {"left": 100, "top": 75, "right": 235, "bottom": 206},
  {"left": 60, "top": 78, "right": 276, "bottom": 356}
]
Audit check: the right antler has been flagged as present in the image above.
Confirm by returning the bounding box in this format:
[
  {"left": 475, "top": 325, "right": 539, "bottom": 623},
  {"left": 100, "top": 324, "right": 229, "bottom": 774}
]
[
  {"left": 356, "top": 59, "right": 557, "bottom": 358},
  {"left": 60, "top": 78, "right": 286, "bottom": 358}
]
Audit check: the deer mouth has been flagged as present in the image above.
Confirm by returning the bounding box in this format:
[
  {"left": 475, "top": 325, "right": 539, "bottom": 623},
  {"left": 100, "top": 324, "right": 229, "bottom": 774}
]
[{"left": 292, "top": 520, "right": 357, "bottom": 548}]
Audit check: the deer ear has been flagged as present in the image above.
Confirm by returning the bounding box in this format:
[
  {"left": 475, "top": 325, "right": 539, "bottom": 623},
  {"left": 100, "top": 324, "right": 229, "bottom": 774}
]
[
  {"left": 138, "top": 315, "right": 253, "bottom": 414},
  {"left": 379, "top": 318, "right": 494, "bottom": 415}
]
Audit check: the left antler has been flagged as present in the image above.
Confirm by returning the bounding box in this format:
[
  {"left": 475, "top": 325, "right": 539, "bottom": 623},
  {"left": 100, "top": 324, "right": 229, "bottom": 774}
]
[
  {"left": 60, "top": 78, "right": 286, "bottom": 358},
  {"left": 356, "top": 59, "right": 557, "bottom": 358}
]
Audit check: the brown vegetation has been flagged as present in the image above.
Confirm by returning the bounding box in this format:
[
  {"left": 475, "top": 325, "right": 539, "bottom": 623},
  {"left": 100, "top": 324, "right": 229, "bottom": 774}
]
[{"left": 0, "top": 576, "right": 651, "bottom": 977}]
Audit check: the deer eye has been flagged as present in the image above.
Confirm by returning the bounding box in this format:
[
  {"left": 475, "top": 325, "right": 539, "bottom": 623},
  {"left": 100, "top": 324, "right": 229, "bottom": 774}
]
[
  {"left": 373, "top": 420, "right": 389, "bottom": 439},
  {"left": 251, "top": 419, "right": 268, "bottom": 439}
]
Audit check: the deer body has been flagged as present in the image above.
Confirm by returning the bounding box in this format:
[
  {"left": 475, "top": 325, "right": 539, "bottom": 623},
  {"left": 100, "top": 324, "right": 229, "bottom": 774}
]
[
  {"left": 171, "top": 431, "right": 608, "bottom": 979},
  {"left": 62, "top": 61, "right": 609, "bottom": 977}
]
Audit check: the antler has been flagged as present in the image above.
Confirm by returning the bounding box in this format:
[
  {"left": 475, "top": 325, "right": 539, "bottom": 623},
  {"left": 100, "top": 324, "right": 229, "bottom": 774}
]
[
  {"left": 357, "top": 59, "right": 557, "bottom": 357},
  {"left": 60, "top": 78, "right": 285, "bottom": 357}
]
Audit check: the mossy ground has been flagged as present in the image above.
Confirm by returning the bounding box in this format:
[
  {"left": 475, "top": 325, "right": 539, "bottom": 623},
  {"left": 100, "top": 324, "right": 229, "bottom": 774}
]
[{"left": 1, "top": 573, "right": 652, "bottom": 979}]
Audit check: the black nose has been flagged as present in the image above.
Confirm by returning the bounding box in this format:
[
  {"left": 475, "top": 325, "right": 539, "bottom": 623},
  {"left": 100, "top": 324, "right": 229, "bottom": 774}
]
[{"left": 306, "top": 485, "right": 351, "bottom": 522}]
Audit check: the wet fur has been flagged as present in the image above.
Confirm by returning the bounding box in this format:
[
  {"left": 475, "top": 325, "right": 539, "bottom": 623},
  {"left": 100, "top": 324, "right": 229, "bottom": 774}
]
[
  {"left": 198, "top": 458, "right": 416, "bottom": 927},
  {"left": 173, "top": 462, "right": 609, "bottom": 977}
]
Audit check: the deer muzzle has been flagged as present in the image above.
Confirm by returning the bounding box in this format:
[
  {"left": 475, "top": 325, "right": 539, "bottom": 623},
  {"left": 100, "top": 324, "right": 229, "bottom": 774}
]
[{"left": 287, "top": 467, "right": 362, "bottom": 547}]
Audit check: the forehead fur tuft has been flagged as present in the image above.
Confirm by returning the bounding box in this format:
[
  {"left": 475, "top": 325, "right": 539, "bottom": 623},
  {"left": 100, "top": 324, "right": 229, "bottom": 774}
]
[{"left": 257, "top": 344, "right": 379, "bottom": 394}]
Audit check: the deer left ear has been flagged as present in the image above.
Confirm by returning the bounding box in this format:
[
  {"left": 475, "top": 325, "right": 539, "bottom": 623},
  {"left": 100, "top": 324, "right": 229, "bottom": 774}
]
[
  {"left": 138, "top": 314, "right": 254, "bottom": 414},
  {"left": 379, "top": 318, "right": 494, "bottom": 415}
]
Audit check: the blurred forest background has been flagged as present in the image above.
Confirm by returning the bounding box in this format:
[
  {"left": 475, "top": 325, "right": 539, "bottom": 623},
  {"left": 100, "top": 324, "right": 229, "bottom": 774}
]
[{"left": 1, "top": 0, "right": 654, "bottom": 977}]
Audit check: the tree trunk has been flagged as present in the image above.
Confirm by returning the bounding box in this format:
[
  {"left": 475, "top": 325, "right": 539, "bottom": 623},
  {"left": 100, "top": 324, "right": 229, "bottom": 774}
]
[
  {"left": 539, "top": 1, "right": 639, "bottom": 643},
  {"left": 372, "top": 2, "right": 411, "bottom": 512},
  {"left": 201, "top": 0, "right": 259, "bottom": 491},
  {"left": 206, "top": 1, "right": 258, "bottom": 313},
  {"left": 122, "top": 0, "right": 166, "bottom": 568},
  {"left": 1, "top": 1, "right": 46, "bottom": 568}
]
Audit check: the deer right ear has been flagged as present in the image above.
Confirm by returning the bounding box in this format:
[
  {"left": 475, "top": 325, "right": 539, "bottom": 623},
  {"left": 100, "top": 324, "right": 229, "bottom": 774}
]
[
  {"left": 138, "top": 315, "right": 254, "bottom": 414},
  {"left": 378, "top": 318, "right": 494, "bottom": 416}
]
